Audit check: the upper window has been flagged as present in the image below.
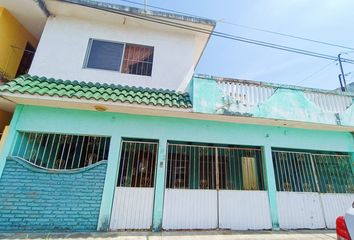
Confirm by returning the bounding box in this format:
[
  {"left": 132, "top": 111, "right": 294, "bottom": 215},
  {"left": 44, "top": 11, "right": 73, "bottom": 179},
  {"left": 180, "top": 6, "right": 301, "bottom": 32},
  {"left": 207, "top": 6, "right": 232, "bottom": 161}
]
[{"left": 85, "top": 39, "right": 154, "bottom": 76}]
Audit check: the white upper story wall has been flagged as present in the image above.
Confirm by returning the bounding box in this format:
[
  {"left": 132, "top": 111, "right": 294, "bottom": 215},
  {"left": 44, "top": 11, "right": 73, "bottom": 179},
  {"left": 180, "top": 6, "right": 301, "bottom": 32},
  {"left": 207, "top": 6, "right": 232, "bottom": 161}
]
[{"left": 29, "top": 0, "right": 215, "bottom": 91}]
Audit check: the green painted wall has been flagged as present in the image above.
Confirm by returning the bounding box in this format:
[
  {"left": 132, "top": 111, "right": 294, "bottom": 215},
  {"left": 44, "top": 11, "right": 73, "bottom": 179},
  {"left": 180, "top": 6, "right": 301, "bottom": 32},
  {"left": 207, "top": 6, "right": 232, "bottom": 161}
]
[
  {"left": 1, "top": 105, "right": 353, "bottom": 231},
  {"left": 341, "top": 104, "right": 354, "bottom": 126},
  {"left": 152, "top": 138, "right": 167, "bottom": 231},
  {"left": 13, "top": 106, "right": 354, "bottom": 152},
  {"left": 192, "top": 76, "right": 354, "bottom": 127}
]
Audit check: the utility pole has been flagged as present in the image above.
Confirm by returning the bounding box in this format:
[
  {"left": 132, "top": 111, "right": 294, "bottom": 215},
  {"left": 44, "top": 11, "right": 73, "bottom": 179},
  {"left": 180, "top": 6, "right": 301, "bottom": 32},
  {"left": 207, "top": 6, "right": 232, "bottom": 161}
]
[
  {"left": 338, "top": 74, "right": 345, "bottom": 92},
  {"left": 144, "top": 0, "right": 147, "bottom": 12},
  {"left": 338, "top": 54, "right": 347, "bottom": 91}
]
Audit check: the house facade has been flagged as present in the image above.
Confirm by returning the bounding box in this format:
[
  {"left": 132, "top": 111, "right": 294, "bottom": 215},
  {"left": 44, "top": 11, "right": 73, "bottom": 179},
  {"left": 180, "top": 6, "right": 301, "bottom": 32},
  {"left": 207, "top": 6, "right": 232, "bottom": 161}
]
[{"left": 0, "top": 0, "right": 353, "bottom": 233}]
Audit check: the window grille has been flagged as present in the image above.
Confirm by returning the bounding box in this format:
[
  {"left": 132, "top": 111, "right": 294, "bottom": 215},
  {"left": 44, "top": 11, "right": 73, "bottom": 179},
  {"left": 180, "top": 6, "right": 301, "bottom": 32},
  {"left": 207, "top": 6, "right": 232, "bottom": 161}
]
[
  {"left": 117, "top": 140, "right": 158, "bottom": 188},
  {"left": 166, "top": 142, "right": 265, "bottom": 190},
  {"left": 313, "top": 153, "right": 354, "bottom": 193},
  {"left": 10, "top": 132, "right": 110, "bottom": 170},
  {"left": 272, "top": 150, "right": 353, "bottom": 193},
  {"left": 85, "top": 39, "right": 154, "bottom": 76},
  {"left": 122, "top": 44, "right": 153, "bottom": 76}
]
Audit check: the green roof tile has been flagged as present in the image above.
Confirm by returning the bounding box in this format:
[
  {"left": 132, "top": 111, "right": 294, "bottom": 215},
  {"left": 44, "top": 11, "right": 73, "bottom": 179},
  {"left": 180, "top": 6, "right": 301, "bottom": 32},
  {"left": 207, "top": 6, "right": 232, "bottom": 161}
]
[{"left": 0, "top": 75, "right": 192, "bottom": 109}]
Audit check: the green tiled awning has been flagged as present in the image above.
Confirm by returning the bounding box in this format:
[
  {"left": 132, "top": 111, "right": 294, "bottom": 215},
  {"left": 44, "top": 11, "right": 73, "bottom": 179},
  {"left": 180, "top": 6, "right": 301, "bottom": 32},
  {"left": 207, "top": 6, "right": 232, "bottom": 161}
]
[{"left": 0, "top": 75, "right": 192, "bottom": 109}]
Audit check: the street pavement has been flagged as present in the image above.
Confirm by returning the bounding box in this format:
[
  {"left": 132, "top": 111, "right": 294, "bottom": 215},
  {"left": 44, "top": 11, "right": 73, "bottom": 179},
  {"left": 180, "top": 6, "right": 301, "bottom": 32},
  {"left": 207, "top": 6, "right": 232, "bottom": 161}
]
[{"left": 0, "top": 230, "right": 336, "bottom": 240}]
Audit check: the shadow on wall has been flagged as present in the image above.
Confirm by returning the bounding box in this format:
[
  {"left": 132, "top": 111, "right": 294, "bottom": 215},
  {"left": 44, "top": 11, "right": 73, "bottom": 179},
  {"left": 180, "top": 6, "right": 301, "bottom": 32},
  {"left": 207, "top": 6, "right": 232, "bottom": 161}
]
[{"left": 0, "top": 110, "right": 12, "bottom": 136}]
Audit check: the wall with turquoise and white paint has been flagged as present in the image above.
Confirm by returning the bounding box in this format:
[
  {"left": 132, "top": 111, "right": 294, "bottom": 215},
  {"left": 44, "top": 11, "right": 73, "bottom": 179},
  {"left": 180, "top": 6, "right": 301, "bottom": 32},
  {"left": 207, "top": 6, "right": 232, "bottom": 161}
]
[
  {"left": 191, "top": 76, "right": 354, "bottom": 127},
  {"left": 0, "top": 105, "right": 352, "bottom": 232}
]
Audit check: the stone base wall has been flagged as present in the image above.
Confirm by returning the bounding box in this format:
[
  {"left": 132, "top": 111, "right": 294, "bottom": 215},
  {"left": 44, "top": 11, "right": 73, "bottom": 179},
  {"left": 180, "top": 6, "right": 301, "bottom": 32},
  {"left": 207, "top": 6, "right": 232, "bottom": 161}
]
[{"left": 0, "top": 158, "right": 107, "bottom": 232}]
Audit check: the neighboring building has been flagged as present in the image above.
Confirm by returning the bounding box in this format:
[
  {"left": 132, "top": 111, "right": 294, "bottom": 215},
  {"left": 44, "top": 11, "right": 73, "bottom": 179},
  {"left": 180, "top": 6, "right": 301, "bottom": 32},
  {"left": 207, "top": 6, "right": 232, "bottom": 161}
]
[
  {"left": 0, "top": 0, "right": 47, "bottom": 141},
  {"left": 345, "top": 82, "right": 354, "bottom": 92},
  {"left": 0, "top": 0, "right": 353, "bottom": 233},
  {"left": 336, "top": 82, "right": 354, "bottom": 93}
]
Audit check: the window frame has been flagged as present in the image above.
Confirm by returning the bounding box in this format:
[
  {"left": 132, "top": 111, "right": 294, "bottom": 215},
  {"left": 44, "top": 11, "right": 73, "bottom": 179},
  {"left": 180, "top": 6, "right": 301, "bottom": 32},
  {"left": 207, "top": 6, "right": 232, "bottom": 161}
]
[
  {"left": 121, "top": 43, "right": 154, "bottom": 76},
  {"left": 83, "top": 38, "right": 154, "bottom": 76}
]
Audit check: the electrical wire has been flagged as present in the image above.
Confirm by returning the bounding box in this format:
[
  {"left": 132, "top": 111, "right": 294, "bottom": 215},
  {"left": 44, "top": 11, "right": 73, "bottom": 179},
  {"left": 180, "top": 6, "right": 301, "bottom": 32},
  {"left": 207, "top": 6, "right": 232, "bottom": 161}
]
[
  {"left": 295, "top": 60, "right": 337, "bottom": 85},
  {"left": 63, "top": 0, "right": 354, "bottom": 64},
  {"left": 349, "top": 72, "right": 354, "bottom": 83},
  {"left": 344, "top": 71, "right": 354, "bottom": 84},
  {"left": 117, "top": 0, "right": 354, "bottom": 51}
]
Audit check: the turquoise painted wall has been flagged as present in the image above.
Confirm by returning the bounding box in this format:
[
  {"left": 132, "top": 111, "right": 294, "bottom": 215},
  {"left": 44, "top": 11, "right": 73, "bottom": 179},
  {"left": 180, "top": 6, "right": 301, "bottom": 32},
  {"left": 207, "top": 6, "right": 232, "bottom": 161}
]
[
  {"left": 13, "top": 105, "right": 354, "bottom": 152},
  {"left": 0, "top": 157, "right": 107, "bottom": 232},
  {"left": 192, "top": 76, "right": 354, "bottom": 127},
  {"left": 0, "top": 105, "right": 353, "bottom": 231}
]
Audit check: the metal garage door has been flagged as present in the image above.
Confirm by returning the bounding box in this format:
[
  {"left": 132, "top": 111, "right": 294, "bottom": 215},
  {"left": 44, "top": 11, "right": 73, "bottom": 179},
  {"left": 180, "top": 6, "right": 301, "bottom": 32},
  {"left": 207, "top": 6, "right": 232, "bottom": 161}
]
[
  {"left": 110, "top": 140, "right": 158, "bottom": 230},
  {"left": 273, "top": 150, "right": 354, "bottom": 229},
  {"left": 162, "top": 142, "right": 272, "bottom": 230}
]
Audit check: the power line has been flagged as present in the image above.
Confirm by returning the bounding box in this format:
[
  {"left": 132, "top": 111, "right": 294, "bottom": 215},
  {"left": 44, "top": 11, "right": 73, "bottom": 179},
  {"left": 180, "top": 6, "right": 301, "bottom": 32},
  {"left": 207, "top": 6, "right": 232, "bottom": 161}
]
[
  {"left": 117, "top": 0, "right": 354, "bottom": 51},
  {"left": 219, "top": 20, "right": 354, "bottom": 51},
  {"left": 114, "top": 0, "right": 354, "bottom": 63},
  {"left": 295, "top": 60, "right": 337, "bottom": 85},
  {"left": 66, "top": 0, "right": 354, "bottom": 64},
  {"left": 349, "top": 72, "right": 354, "bottom": 83}
]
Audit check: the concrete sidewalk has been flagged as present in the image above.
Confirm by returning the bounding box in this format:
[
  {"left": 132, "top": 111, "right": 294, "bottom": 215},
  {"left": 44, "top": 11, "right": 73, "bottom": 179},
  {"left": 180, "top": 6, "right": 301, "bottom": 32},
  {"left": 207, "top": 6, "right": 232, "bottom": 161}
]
[{"left": 0, "top": 230, "right": 337, "bottom": 240}]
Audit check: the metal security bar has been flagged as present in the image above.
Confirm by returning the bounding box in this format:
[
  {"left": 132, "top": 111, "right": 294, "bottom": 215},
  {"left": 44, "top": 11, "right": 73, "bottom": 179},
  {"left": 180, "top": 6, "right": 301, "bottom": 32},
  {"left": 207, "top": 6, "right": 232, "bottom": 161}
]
[
  {"left": 117, "top": 140, "right": 158, "bottom": 188},
  {"left": 218, "top": 146, "right": 264, "bottom": 190},
  {"left": 122, "top": 44, "right": 154, "bottom": 76},
  {"left": 10, "top": 132, "right": 111, "bottom": 170},
  {"left": 166, "top": 143, "right": 265, "bottom": 190},
  {"left": 166, "top": 143, "right": 216, "bottom": 189},
  {"left": 313, "top": 154, "right": 354, "bottom": 193},
  {"left": 272, "top": 150, "right": 353, "bottom": 193},
  {"left": 272, "top": 151, "right": 317, "bottom": 192}
]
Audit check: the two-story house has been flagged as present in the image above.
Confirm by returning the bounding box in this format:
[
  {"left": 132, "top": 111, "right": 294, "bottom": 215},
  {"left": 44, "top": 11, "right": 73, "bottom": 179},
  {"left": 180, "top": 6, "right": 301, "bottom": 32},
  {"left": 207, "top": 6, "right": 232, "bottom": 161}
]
[{"left": 0, "top": 0, "right": 353, "bottom": 233}]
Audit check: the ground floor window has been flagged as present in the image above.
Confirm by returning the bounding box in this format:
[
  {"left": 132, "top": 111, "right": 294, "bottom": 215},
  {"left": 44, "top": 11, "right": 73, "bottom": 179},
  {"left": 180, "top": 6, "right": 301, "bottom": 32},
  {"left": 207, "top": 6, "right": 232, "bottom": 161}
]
[
  {"left": 10, "top": 132, "right": 110, "bottom": 170},
  {"left": 272, "top": 149, "right": 353, "bottom": 193},
  {"left": 117, "top": 139, "right": 158, "bottom": 188},
  {"left": 166, "top": 142, "right": 265, "bottom": 190}
]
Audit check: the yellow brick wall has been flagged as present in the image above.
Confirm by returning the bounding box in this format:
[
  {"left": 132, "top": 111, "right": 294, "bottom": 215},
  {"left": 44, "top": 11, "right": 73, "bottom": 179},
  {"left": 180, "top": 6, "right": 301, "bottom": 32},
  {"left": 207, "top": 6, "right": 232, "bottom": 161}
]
[{"left": 0, "top": 7, "right": 38, "bottom": 79}]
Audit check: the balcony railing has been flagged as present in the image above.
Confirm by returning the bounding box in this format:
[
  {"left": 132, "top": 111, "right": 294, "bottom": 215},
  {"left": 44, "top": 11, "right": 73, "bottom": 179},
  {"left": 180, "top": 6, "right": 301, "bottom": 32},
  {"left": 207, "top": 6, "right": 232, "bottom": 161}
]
[
  {"left": 216, "top": 78, "right": 353, "bottom": 113},
  {"left": 192, "top": 75, "right": 354, "bottom": 127}
]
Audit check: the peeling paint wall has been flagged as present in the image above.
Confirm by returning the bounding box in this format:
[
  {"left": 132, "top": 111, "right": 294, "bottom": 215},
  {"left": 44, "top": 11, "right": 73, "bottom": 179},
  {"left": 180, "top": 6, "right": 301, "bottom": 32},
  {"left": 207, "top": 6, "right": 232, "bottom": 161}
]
[
  {"left": 191, "top": 76, "right": 354, "bottom": 127},
  {"left": 341, "top": 104, "right": 354, "bottom": 126},
  {"left": 253, "top": 89, "right": 335, "bottom": 125}
]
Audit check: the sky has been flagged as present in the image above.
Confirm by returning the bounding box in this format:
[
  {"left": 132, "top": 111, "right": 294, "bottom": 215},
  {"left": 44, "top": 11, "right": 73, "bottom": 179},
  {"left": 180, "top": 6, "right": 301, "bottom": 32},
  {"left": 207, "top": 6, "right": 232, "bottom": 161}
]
[{"left": 107, "top": 0, "right": 354, "bottom": 90}]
